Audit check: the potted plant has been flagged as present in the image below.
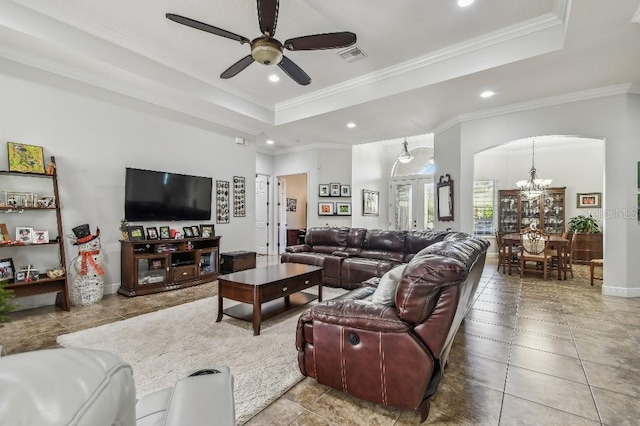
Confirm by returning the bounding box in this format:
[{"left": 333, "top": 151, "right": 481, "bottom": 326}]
[
  {"left": 120, "top": 219, "right": 129, "bottom": 241},
  {"left": 568, "top": 215, "right": 600, "bottom": 233}
]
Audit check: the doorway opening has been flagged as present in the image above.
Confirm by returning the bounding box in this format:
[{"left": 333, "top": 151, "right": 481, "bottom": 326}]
[{"left": 276, "top": 173, "right": 308, "bottom": 254}]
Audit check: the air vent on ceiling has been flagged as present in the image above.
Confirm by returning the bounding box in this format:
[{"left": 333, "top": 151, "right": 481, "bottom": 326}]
[{"left": 337, "top": 45, "right": 367, "bottom": 63}]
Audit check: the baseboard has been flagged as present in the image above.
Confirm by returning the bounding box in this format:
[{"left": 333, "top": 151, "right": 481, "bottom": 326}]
[
  {"left": 104, "top": 282, "right": 120, "bottom": 295},
  {"left": 602, "top": 285, "right": 640, "bottom": 298}
]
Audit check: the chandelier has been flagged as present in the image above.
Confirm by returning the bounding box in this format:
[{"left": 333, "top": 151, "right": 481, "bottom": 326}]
[
  {"left": 516, "top": 140, "right": 552, "bottom": 199},
  {"left": 397, "top": 138, "right": 413, "bottom": 164}
]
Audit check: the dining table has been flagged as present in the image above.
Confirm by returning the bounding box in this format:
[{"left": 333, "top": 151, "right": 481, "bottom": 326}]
[{"left": 502, "top": 233, "right": 570, "bottom": 280}]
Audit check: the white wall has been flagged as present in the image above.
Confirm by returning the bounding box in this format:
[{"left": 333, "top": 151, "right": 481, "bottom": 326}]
[
  {"left": 447, "top": 92, "right": 639, "bottom": 297},
  {"left": 282, "top": 174, "right": 307, "bottom": 229},
  {"left": 351, "top": 142, "right": 390, "bottom": 229},
  {"left": 433, "top": 125, "right": 461, "bottom": 231},
  {"left": 0, "top": 65, "right": 256, "bottom": 305}
]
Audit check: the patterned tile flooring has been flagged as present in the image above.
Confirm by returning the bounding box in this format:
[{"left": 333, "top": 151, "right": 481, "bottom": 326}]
[{"left": 2, "top": 255, "right": 640, "bottom": 425}]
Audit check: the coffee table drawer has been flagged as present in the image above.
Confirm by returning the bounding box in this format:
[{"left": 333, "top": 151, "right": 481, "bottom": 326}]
[{"left": 262, "top": 273, "right": 321, "bottom": 301}]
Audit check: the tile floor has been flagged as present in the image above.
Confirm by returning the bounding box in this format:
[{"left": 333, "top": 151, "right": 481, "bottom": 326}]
[{"left": 2, "top": 256, "right": 640, "bottom": 425}]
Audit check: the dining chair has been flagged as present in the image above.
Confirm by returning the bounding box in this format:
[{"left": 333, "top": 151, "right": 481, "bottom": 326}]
[
  {"left": 519, "top": 228, "right": 554, "bottom": 280},
  {"left": 495, "top": 231, "right": 520, "bottom": 273}
]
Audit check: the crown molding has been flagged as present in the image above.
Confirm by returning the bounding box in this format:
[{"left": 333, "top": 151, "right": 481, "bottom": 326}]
[
  {"left": 276, "top": 10, "right": 566, "bottom": 114},
  {"left": 271, "top": 143, "right": 351, "bottom": 156},
  {"left": 433, "top": 83, "right": 636, "bottom": 134}
]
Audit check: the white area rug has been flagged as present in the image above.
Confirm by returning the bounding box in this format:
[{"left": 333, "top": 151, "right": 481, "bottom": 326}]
[{"left": 57, "top": 287, "right": 346, "bottom": 425}]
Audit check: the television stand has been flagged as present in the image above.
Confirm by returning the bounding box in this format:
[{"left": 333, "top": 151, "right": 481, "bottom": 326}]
[{"left": 119, "top": 236, "right": 221, "bottom": 296}]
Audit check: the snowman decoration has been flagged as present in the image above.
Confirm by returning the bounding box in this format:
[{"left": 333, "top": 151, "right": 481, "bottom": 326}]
[{"left": 68, "top": 224, "right": 105, "bottom": 306}]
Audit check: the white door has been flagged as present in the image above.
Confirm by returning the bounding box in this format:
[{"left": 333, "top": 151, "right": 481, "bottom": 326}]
[
  {"left": 390, "top": 178, "right": 434, "bottom": 230},
  {"left": 255, "top": 174, "right": 270, "bottom": 254},
  {"left": 277, "top": 177, "right": 287, "bottom": 254}
]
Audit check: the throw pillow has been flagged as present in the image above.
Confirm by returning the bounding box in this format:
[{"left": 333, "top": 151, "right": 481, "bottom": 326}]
[{"left": 371, "top": 264, "right": 407, "bottom": 307}]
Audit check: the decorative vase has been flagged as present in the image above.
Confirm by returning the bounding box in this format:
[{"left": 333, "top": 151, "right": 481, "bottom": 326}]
[{"left": 121, "top": 231, "right": 128, "bottom": 241}]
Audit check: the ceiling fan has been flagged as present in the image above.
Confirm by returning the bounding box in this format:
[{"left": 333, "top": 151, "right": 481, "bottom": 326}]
[{"left": 166, "top": 0, "right": 357, "bottom": 85}]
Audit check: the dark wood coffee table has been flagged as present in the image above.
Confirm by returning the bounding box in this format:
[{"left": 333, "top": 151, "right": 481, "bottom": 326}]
[{"left": 216, "top": 263, "right": 323, "bottom": 335}]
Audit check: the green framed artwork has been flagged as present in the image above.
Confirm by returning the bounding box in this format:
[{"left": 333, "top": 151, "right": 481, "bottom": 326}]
[{"left": 7, "top": 142, "right": 45, "bottom": 173}]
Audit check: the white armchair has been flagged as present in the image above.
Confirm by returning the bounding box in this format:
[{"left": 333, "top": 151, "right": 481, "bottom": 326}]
[{"left": 0, "top": 348, "right": 235, "bottom": 426}]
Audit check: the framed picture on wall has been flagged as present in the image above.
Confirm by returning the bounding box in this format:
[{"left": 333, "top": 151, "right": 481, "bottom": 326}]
[
  {"left": 319, "top": 184, "right": 330, "bottom": 197},
  {"left": 329, "top": 183, "right": 341, "bottom": 197},
  {"left": 577, "top": 192, "right": 601, "bottom": 208},
  {"left": 362, "top": 189, "right": 379, "bottom": 216},
  {"left": 336, "top": 202, "right": 352, "bottom": 216},
  {"left": 318, "top": 202, "right": 334, "bottom": 216},
  {"left": 340, "top": 185, "right": 351, "bottom": 197}
]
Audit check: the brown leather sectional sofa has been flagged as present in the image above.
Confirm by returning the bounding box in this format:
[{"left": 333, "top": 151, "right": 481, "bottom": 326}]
[
  {"left": 291, "top": 227, "right": 489, "bottom": 421},
  {"left": 281, "top": 227, "right": 453, "bottom": 289}
]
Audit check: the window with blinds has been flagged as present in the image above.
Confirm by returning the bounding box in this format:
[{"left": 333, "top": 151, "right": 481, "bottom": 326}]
[{"left": 473, "top": 180, "right": 495, "bottom": 235}]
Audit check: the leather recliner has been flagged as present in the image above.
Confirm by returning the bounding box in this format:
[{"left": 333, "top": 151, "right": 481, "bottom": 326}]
[
  {"left": 0, "top": 347, "right": 235, "bottom": 426},
  {"left": 295, "top": 235, "right": 489, "bottom": 422}
]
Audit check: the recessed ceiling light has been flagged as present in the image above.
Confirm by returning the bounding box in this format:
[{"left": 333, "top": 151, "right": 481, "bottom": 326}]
[
  {"left": 457, "top": 0, "right": 475, "bottom": 7},
  {"left": 266, "top": 139, "right": 275, "bottom": 145},
  {"left": 346, "top": 122, "right": 356, "bottom": 128},
  {"left": 268, "top": 74, "right": 280, "bottom": 82},
  {"left": 480, "top": 90, "right": 495, "bottom": 98}
]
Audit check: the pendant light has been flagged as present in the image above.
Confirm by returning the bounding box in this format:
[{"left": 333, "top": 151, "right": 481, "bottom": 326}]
[
  {"left": 515, "top": 140, "right": 552, "bottom": 198},
  {"left": 397, "top": 138, "right": 413, "bottom": 164}
]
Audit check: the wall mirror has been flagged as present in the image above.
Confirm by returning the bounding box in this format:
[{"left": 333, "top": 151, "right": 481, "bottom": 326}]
[{"left": 437, "top": 174, "right": 454, "bottom": 221}]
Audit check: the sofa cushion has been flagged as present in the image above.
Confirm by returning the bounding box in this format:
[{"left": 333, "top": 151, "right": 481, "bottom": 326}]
[{"left": 371, "top": 264, "right": 407, "bottom": 306}]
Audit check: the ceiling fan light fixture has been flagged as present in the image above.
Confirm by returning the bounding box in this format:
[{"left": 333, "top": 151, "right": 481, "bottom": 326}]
[
  {"left": 251, "top": 39, "right": 283, "bottom": 65},
  {"left": 268, "top": 74, "right": 280, "bottom": 82}
]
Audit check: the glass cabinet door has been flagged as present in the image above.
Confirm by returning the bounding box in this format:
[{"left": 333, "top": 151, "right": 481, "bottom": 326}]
[
  {"left": 543, "top": 191, "right": 565, "bottom": 234},
  {"left": 136, "top": 255, "right": 169, "bottom": 285},
  {"left": 520, "top": 196, "right": 541, "bottom": 230},
  {"left": 199, "top": 248, "right": 219, "bottom": 276},
  {"left": 498, "top": 193, "right": 519, "bottom": 233}
]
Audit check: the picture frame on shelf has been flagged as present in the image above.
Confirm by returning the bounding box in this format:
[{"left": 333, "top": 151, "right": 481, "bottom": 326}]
[
  {"left": 577, "top": 192, "right": 601, "bottom": 208},
  {"left": 200, "top": 224, "right": 215, "bottom": 238},
  {"left": 37, "top": 196, "right": 55, "bottom": 208},
  {"left": 32, "top": 230, "right": 49, "bottom": 244},
  {"left": 340, "top": 185, "right": 351, "bottom": 197},
  {"left": 336, "top": 202, "right": 352, "bottom": 216},
  {"left": 329, "top": 183, "right": 341, "bottom": 197},
  {"left": 0, "top": 258, "right": 14, "bottom": 283},
  {"left": 183, "top": 226, "right": 194, "bottom": 237},
  {"left": 319, "top": 184, "right": 330, "bottom": 197},
  {"left": 362, "top": 189, "right": 379, "bottom": 216},
  {"left": 7, "top": 142, "right": 45, "bottom": 174},
  {"left": 0, "top": 224, "right": 9, "bottom": 242},
  {"left": 318, "top": 202, "right": 334, "bottom": 216},
  {"left": 127, "top": 225, "right": 145, "bottom": 241},
  {"left": 191, "top": 226, "right": 201, "bottom": 237},
  {"left": 159, "top": 226, "right": 170, "bottom": 239},
  {"left": 146, "top": 227, "right": 159, "bottom": 240},
  {"left": 16, "top": 226, "right": 34, "bottom": 244}
]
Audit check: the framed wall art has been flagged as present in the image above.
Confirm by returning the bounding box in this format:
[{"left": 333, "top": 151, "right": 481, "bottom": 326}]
[
  {"left": 329, "top": 183, "right": 341, "bottom": 197},
  {"left": 286, "top": 198, "right": 297, "bottom": 212},
  {"left": 340, "top": 185, "right": 351, "bottom": 197},
  {"left": 7, "top": 142, "right": 45, "bottom": 174},
  {"left": 336, "top": 202, "right": 352, "bottom": 216},
  {"left": 362, "top": 189, "right": 379, "bottom": 216},
  {"left": 577, "top": 192, "right": 601, "bottom": 208},
  {"left": 233, "top": 176, "right": 246, "bottom": 217},
  {"left": 216, "top": 180, "right": 230, "bottom": 223},
  {"left": 319, "top": 184, "right": 330, "bottom": 197},
  {"left": 318, "top": 202, "right": 334, "bottom": 216}
]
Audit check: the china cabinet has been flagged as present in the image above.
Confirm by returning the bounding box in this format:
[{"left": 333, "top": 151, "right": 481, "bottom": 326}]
[{"left": 498, "top": 188, "right": 566, "bottom": 234}]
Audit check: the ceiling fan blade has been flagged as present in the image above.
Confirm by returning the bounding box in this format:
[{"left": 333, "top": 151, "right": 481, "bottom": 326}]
[
  {"left": 257, "top": 0, "right": 278, "bottom": 37},
  {"left": 220, "top": 55, "right": 255, "bottom": 79},
  {"left": 284, "top": 32, "right": 356, "bottom": 51},
  {"left": 166, "top": 13, "right": 250, "bottom": 45},
  {"left": 278, "top": 56, "right": 311, "bottom": 85}
]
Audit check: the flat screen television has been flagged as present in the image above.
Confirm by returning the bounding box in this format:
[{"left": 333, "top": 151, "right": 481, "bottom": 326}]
[{"left": 124, "top": 168, "right": 212, "bottom": 221}]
